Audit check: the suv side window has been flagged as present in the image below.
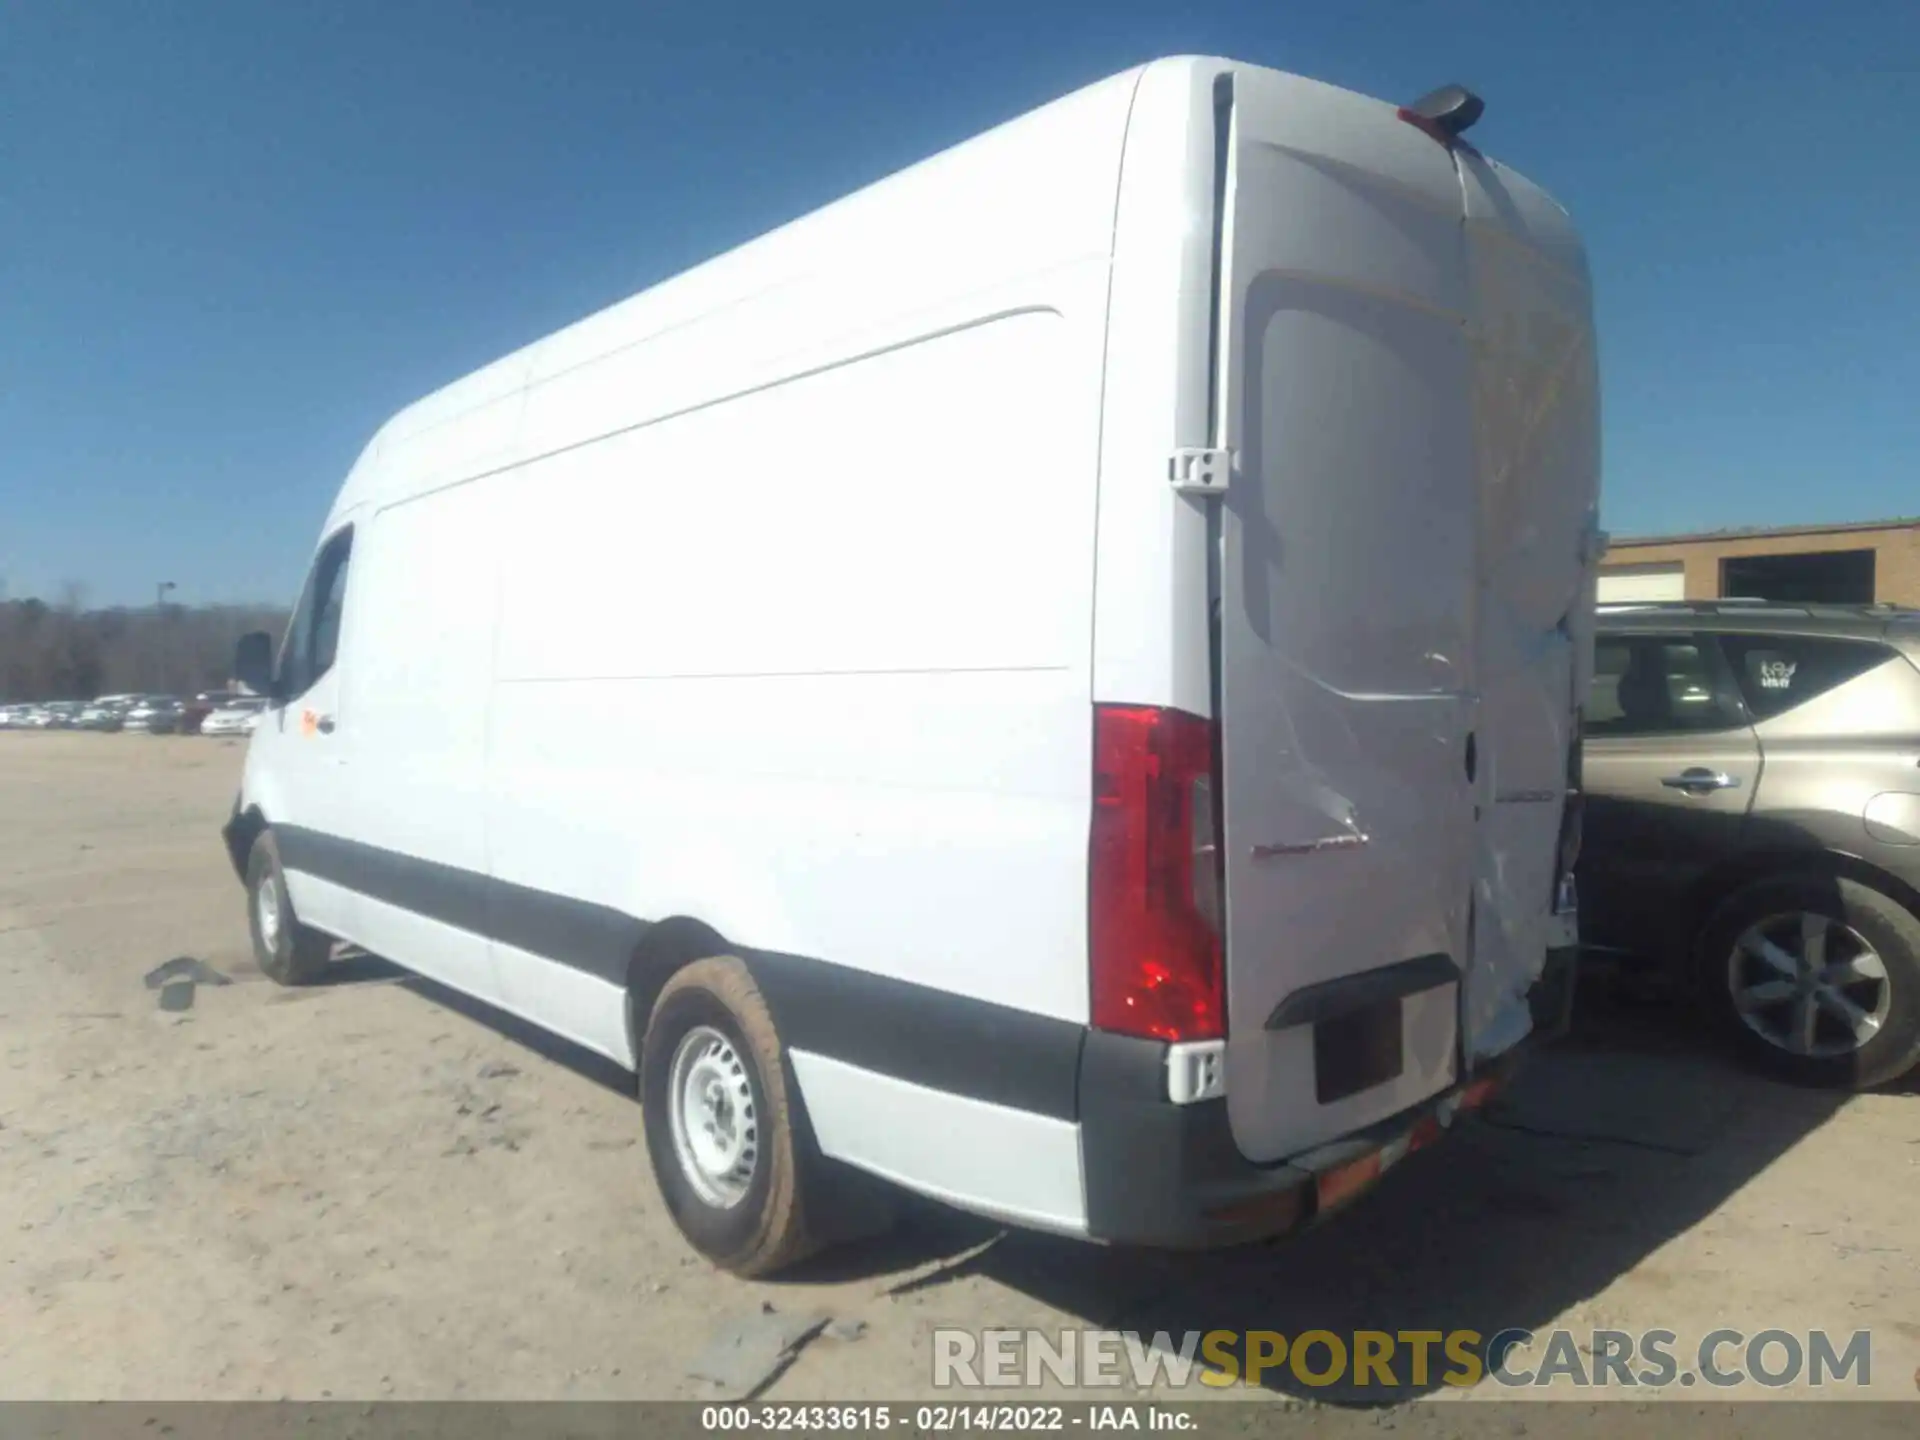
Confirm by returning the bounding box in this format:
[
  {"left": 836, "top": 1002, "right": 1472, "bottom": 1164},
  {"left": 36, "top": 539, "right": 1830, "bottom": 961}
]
[
  {"left": 277, "top": 527, "right": 354, "bottom": 699},
  {"left": 1588, "top": 633, "right": 1746, "bottom": 737},
  {"left": 1719, "top": 634, "right": 1893, "bottom": 722}
]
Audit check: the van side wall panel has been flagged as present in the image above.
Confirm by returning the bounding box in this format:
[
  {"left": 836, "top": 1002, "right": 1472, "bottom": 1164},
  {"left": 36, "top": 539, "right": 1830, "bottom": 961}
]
[
  {"left": 261, "top": 62, "right": 1234, "bottom": 1231},
  {"left": 485, "top": 284, "right": 1105, "bottom": 1027},
  {"left": 323, "top": 73, "right": 1142, "bottom": 525}
]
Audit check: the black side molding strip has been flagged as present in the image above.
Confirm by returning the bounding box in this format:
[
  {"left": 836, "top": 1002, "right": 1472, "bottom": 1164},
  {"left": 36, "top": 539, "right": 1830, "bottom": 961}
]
[
  {"left": 278, "top": 825, "right": 652, "bottom": 988},
  {"left": 752, "top": 952, "right": 1085, "bottom": 1122},
  {"left": 271, "top": 824, "right": 1085, "bottom": 1121},
  {"left": 1264, "top": 952, "right": 1461, "bottom": 1031}
]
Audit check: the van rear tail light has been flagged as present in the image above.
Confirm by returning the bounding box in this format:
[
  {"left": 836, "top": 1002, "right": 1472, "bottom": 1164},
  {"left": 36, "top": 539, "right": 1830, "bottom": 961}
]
[{"left": 1090, "top": 704, "right": 1225, "bottom": 1043}]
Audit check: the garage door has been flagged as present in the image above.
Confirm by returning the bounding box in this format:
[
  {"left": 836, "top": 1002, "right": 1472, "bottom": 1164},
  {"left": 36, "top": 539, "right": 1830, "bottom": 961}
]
[{"left": 1597, "top": 563, "right": 1685, "bottom": 604}]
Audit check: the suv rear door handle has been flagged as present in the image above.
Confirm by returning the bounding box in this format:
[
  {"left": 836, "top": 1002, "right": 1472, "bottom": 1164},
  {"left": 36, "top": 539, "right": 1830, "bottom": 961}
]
[{"left": 1660, "top": 767, "right": 1739, "bottom": 793}]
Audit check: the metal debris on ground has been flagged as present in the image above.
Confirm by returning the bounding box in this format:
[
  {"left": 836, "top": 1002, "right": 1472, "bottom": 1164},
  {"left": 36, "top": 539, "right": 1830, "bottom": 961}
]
[
  {"left": 477, "top": 1061, "right": 521, "bottom": 1080},
  {"left": 824, "top": 1318, "right": 868, "bottom": 1343},
  {"left": 157, "top": 978, "right": 196, "bottom": 1013},
  {"left": 688, "top": 1306, "right": 832, "bottom": 1399}
]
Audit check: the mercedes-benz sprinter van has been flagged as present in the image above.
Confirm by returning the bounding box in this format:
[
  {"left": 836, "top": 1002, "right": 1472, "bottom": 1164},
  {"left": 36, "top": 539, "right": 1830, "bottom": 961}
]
[{"left": 224, "top": 56, "right": 1601, "bottom": 1276}]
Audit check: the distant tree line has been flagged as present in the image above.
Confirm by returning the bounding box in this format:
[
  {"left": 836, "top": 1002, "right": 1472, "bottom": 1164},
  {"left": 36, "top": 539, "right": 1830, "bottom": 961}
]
[{"left": 0, "top": 586, "right": 290, "bottom": 702}]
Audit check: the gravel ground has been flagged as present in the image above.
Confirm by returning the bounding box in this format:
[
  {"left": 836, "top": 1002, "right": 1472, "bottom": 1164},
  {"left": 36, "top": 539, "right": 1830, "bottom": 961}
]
[{"left": 1, "top": 732, "right": 1915, "bottom": 1405}]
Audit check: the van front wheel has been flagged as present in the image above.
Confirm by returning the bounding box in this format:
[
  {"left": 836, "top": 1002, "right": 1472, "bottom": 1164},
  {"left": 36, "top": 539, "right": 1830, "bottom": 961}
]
[
  {"left": 640, "top": 956, "right": 818, "bottom": 1277},
  {"left": 245, "top": 829, "right": 334, "bottom": 985}
]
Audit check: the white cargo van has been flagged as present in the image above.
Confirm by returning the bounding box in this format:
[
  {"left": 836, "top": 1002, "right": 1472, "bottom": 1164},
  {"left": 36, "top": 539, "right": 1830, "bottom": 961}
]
[{"left": 225, "top": 56, "right": 1601, "bottom": 1275}]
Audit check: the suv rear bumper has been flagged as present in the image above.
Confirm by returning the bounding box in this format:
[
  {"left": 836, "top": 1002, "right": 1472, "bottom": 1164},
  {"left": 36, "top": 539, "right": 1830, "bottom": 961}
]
[{"left": 1078, "top": 943, "right": 1577, "bottom": 1248}]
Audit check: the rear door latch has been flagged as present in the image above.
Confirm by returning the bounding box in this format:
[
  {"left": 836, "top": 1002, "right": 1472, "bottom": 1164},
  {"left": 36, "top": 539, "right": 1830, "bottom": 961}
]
[{"left": 1169, "top": 447, "right": 1232, "bottom": 495}]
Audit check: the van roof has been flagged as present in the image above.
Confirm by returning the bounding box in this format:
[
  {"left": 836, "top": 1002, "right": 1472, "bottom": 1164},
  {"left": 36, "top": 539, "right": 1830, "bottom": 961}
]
[
  {"left": 335, "top": 59, "right": 1175, "bottom": 518},
  {"left": 330, "top": 56, "right": 1576, "bottom": 526}
]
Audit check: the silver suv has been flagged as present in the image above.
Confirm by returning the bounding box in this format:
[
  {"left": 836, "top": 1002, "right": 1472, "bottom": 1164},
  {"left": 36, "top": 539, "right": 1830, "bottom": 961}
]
[{"left": 1581, "top": 600, "right": 1920, "bottom": 1089}]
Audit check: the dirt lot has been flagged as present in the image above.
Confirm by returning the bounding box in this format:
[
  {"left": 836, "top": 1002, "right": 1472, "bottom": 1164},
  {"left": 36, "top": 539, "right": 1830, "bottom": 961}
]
[{"left": 1, "top": 732, "right": 1915, "bottom": 1406}]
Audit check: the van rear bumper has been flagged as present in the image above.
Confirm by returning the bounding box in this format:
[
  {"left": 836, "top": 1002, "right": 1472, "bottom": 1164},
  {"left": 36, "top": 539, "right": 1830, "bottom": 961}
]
[{"left": 1078, "top": 943, "right": 1577, "bottom": 1249}]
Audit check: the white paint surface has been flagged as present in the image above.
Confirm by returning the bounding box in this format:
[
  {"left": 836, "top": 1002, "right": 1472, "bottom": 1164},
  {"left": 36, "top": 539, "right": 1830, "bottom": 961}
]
[
  {"left": 789, "top": 1050, "right": 1088, "bottom": 1235},
  {"left": 238, "top": 55, "right": 1597, "bottom": 1231}
]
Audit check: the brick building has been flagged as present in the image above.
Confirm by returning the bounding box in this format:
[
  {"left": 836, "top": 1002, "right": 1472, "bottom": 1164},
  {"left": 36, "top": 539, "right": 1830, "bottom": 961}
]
[{"left": 1597, "top": 518, "right": 1920, "bottom": 607}]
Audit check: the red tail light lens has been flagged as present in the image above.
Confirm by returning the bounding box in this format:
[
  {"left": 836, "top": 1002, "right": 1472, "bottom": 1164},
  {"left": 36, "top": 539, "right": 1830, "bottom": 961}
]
[{"left": 1090, "top": 704, "right": 1225, "bottom": 1042}]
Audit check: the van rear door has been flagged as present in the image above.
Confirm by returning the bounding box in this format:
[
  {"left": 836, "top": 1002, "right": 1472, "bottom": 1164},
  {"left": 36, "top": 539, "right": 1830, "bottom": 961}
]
[
  {"left": 1212, "top": 72, "right": 1601, "bottom": 1163},
  {"left": 1454, "top": 149, "right": 1602, "bottom": 1062},
  {"left": 1213, "top": 73, "right": 1481, "bottom": 1163}
]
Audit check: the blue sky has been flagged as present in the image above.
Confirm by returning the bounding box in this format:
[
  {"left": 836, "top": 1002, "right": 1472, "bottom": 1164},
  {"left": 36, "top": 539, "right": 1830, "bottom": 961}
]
[{"left": 4, "top": 1, "right": 1914, "bottom": 606}]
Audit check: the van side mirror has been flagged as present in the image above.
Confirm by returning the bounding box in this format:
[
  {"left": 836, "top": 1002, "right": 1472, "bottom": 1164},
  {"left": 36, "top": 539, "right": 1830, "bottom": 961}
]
[{"left": 233, "top": 631, "right": 278, "bottom": 700}]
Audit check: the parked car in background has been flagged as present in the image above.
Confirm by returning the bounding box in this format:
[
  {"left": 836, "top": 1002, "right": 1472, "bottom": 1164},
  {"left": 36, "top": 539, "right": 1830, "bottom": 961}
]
[
  {"left": 1579, "top": 600, "right": 1920, "bottom": 1090},
  {"left": 178, "top": 690, "right": 241, "bottom": 736},
  {"left": 201, "top": 696, "right": 267, "bottom": 737},
  {"left": 123, "top": 696, "right": 179, "bottom": 732},
  {"left": 77, "top": 701, "right": 130, "bottom": 731},
  {"left": 147, "top": 699, "right": 189, "bottom": 734}
]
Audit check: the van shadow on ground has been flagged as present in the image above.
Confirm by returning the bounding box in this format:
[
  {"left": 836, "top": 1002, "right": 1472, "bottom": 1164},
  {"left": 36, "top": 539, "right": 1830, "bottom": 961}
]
[
  {"left": 377, "top": 965, "right": 640, "bottom": 1097},
  {"left": 802, "top": 975, "right": 1869, "bottom": 1404},
  {"left": 371, "top": 957, "right": 1870, "bottom": 1404}
]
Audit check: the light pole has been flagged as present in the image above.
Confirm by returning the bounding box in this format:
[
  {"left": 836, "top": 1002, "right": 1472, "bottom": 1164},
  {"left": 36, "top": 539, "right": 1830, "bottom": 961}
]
[{"left": 153, "top": 581, "right": 178, "bottom": 693}]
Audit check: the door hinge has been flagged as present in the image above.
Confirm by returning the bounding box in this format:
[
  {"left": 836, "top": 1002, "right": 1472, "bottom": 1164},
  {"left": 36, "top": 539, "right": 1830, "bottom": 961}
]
[{"left": 1170, "top": 447, "right": 1232, "bottom": 495}]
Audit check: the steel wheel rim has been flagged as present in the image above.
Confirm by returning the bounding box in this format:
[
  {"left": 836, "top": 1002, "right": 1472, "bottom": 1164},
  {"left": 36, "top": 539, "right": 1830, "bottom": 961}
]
[
  {"left": 1727, "top": 911, "right": 1892, "bottom": 1060},
  {"left": 255, "top": 875, "right": 282, "bottom": 950},
  {"left": 666, "top": 1024, "right": 759, "bottom": 1209}
]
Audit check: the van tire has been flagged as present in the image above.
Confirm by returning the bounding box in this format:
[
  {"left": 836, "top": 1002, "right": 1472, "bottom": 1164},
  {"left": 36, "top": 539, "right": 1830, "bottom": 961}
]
[
  {"left": 1695, "top": 873, "right": 1920, "bottom": 1090},
  {"left": 639, "top": 956, "right": 819, "bottom": 1277},
  {"left": 245, "top": 829, "right": 334, "bottom": 986}
]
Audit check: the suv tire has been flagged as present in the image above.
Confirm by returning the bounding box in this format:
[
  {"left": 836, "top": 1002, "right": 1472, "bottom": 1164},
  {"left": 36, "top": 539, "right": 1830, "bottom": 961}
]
[{"left": 1696, "top": 873, "right": 1920, "bottom": 1090}]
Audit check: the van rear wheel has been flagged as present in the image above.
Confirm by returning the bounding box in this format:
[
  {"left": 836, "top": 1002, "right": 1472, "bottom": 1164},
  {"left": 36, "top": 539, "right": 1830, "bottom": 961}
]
[
  {"left": 245, "top": 829, "right": 334, "bottom": 985},
  {"left": 639, "top": 956, "right": 818, "bottom": 1277}
]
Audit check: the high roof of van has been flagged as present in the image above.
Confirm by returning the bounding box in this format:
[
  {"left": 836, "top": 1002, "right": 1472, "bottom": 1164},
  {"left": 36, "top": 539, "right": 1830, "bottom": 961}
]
[
  {"left": 333, "top": 60, "right": 1168, "bottom": 520},
  {"left": 326, "top": 56, "right": 1579, "bottom": 527}
]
